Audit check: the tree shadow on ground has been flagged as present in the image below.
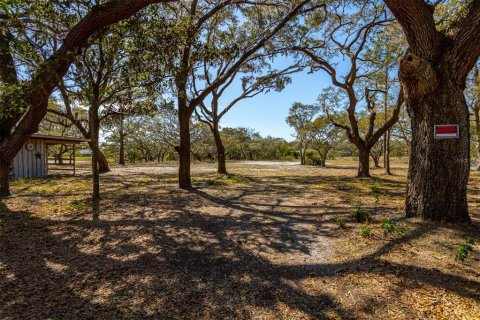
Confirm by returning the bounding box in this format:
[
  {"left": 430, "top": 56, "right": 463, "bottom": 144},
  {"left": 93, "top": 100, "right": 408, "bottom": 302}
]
[
  {"left": 191, "top": 173, "right": 406, "bottom": 217},
  {"left": 0, "top": 201, "right": 351, "bottom": 319},
  {"left": 2, "top": 164, "right": 480, "bottom": 318},
  {"left": 1, "top": 184, "right": 479, "bottom": 320}
]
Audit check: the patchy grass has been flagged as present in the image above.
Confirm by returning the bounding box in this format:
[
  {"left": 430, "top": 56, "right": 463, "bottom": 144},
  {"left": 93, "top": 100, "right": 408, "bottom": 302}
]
[
  {"left": 1, "top": 161, "right": 479, "bottom": 319},
  {"left": 199, "top": 174, "right": 252, "bottom": 187},
  {"left": 360, "top": 224, "right": 373, "bottom": 238}
]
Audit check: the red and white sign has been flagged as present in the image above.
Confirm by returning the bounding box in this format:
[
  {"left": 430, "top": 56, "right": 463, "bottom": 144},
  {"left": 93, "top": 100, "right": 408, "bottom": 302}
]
[{"left": 434, "top": 124, "right": 459, "bottom": 139}]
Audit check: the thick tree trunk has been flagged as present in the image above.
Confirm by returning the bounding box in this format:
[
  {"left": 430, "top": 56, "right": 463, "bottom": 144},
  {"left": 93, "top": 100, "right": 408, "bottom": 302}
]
[
  {"left": 402, "top": 55, "right": 470, "bottom": 223},
  {"left": 211, "top": 123, "right": 227, "bottom": 174},
  {"left": 358, "top": 147, "right": 371, "bottom": 178},
  {"left": 89, "top": 109, "right": 100, "bottom": 201},
  {"left": 0, "top": 160, "right": 10, "bottom": 197},
  {"left": 178, "top": 108, "right": 192, "bottom": 189}
]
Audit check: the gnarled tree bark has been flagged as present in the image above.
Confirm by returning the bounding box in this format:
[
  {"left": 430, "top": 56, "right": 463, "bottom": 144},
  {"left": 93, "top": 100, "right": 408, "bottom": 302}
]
[
  {"left": 358, "top": 146, "right": 372, "bottom": 177},
  {"left": 384, "top": 0, "right": 480, "bottom": 222},
  {"left": 400, "top": 53, "right": 470, "bottom": 222}
]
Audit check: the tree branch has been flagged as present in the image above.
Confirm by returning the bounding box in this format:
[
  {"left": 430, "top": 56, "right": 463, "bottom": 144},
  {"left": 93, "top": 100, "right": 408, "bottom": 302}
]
[
  {"left": 383, "top": 0, "right": 442, "bottom": 60},
  {"left": 448, "top": 1, "right": 480, "bottom": 84},
  {"left": 188, "top": 0, "right": 314, "bottom": 111},
  {"left": 370, "top": 86, "right": 404, "bottom": 145}
]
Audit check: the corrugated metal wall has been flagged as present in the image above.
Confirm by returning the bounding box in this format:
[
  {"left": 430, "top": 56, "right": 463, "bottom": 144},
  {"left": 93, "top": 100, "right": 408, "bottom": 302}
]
[{"left": 13, "top": 140, "right": 47, "bottom": 179}]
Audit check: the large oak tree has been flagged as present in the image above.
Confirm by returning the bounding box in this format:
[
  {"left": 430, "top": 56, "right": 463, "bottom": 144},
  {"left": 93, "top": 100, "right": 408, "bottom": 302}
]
[{"left": 383, "top": 0, "right": 480, "bottom": 222}]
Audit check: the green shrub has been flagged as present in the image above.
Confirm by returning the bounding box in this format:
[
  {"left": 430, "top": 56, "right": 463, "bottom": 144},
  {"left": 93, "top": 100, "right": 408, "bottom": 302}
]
[
  {"left": 360, "top": 224, "right": 372, "bottom": 238},
  {"left": 126, "top": 150, "right": 141, "bottom": 162},
  {"left": 282, "top": 155, "right": 296, "bottom": 161},
  {"left": 371, "top": 185, "right": 390, "bottom": 197},
  {"left": 305, "top": 150, "right": 323, "bottom": 166},
  {"left": 335, "top": 217, "right": 347, "bottom": 228},
  {"left": 397, "top": 226, "right": 409, "bottom": 235},
  {"left": 456, "top": 236, "right": 476, "bottom": 262},
  {"left": 381, "top": 219, "right": 397, "bottom": 235},
  {"left": 206, "top": 178, "right": 222, "bottom": 186},
  {"left": 351, "top": 203, "right": 369, "bottom": 223}
]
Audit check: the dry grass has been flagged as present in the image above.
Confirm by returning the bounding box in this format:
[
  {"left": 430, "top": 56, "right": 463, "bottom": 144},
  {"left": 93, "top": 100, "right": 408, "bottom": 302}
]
[{"left": 1, "top": 161, "right": 479, "bottom": 320}]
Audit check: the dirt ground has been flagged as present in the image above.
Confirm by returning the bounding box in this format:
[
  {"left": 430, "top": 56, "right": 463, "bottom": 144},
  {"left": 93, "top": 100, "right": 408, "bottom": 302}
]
[{"left": 1, "top": 161, "right": 479, "bottom": 320}]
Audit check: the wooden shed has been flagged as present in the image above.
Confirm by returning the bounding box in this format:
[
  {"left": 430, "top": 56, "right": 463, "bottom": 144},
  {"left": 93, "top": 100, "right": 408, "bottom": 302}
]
[{"left": 12, "top": 134, "right": 90, "bottom": 179}]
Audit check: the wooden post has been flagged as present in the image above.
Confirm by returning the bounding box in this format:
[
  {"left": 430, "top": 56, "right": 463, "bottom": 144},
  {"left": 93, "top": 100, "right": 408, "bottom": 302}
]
[{"left": 45, "top": 145, "right": 49, "bottom": 175}]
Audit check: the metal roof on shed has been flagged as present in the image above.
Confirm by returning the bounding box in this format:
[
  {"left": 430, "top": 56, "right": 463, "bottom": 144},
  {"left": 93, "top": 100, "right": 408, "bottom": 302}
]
[{"left": 30, "top": 134, "right": 90, "bottom": 145}]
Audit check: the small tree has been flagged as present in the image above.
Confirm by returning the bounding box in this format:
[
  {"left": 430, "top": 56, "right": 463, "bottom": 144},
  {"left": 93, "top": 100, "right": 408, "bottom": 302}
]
[
  {"left": 370, "top": 140, "right": 383, "bottom": 168},
  {"left": 222, "top": 127, "right": 261, "bottom": 160},
  {"left": 307, "top": 115, "right": 342, "bottom": 167},
  {"left": 286, "top": 102, "right": 320, "bottom": 165}
]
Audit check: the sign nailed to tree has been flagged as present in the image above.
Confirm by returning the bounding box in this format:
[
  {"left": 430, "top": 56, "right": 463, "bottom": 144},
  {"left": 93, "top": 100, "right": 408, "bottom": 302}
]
[{"left": 434, "top": 125, "right": 459, "bottom": 139}]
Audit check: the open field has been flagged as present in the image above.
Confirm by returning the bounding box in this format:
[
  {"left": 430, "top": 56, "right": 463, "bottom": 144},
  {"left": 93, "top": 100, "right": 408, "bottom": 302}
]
[{"left": 1, "top": 161, "right": 479, "bottom": 319}]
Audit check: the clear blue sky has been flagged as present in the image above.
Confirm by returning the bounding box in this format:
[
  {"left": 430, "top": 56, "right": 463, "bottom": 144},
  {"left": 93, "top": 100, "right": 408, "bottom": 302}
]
[
  {"left": 215, "top": 59, "right": 334, "bottom": 142},
  {"left": 217, "top": 50, "right": 399, "bottom": 142}
]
